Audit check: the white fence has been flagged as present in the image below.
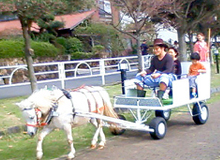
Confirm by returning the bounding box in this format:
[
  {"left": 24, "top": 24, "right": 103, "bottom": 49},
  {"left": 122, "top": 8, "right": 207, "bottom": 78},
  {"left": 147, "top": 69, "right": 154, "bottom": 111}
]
[{"left": 0, "top": 55, "right": 153, "bottom": 90}]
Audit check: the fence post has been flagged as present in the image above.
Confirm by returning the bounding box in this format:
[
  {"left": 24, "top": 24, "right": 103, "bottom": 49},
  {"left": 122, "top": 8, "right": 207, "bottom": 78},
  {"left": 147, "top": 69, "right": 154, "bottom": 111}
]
[
  {"left": 58, "top": 62, "right": 65, "bottom": 89},
  {"left": 99, "top": 59, "right": 105, "bottom": 85},
  {"left": 9, "top": 66, "right": 27, "bottom": 85},
  {"left": 141, "top": 56, "right": 145, "bottom": 71}
]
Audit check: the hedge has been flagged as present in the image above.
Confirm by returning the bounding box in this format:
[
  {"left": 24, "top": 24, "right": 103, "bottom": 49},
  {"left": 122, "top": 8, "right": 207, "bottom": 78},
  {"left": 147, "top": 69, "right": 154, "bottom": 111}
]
[
  {"left": 71, "top": 52, "right": 94, "bottom": 60},
  {"left": 0, "top": 40, "right": 24, "bottom": 58},
  {"left": 0, "top": 40, "right": 60, "bottom": 58},
  {"left": 31, "top": 41, "right": 60, "bottom": 57},
  {"left": 56, "top": 37, "right": 83, "bottom": 54}
]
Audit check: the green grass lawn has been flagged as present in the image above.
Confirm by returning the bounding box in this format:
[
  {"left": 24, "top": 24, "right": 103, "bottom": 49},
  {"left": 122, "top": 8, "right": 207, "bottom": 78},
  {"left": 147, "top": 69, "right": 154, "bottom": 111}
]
[
  {"left": 0, "top": 84, "right": 123, "bottom": 160},
  {"left": 0, "top": 65, "right": 220, "bottom": 160}
]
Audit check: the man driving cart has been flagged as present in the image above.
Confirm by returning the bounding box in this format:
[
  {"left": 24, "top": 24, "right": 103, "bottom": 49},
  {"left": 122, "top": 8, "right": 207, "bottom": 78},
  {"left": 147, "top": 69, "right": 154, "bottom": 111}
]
[{"left": 134, "top": 38, "right": 177, "bottom": 100}]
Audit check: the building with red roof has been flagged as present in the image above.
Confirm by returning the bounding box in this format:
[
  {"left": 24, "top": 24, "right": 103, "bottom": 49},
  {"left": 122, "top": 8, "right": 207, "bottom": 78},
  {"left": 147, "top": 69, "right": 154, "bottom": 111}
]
[{"left": 0, "top": 9, "right": 97, "bottom": 37}]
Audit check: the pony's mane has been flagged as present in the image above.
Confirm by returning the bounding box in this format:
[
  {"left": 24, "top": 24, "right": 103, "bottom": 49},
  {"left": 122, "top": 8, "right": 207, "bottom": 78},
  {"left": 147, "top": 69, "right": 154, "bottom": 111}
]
[{"left": 26, "top": 87, "right": 62, "bottom": 113}]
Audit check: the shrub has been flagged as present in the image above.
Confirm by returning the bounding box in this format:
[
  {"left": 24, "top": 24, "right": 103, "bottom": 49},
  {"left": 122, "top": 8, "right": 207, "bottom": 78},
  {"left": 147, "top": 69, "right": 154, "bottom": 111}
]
[
  {"left": 71, "top": 52, "right": 93, "bottom": 60},
  {"left": 56, "top": 37, "right": 83, "bottom": 54},
  {"left": 0, "top": 40, "right": 24, "bottom": 58},
  {"left": 31, "top": 41, "right": 60, "bottom": 57},
  {"left": 92, "top": 45, "right": 105, "bottom": 54},
  {"left": 66, "top": 37, "right": 83, "bottom": 54},
  {"left": 56, "top": 37, "right": 68, "bottom": 48},
  {"left": 31, "top": 33, "right": 56, "bottom": 42},
  {"left": 0, "top": 40, "right": 60, "bottom": 58}
]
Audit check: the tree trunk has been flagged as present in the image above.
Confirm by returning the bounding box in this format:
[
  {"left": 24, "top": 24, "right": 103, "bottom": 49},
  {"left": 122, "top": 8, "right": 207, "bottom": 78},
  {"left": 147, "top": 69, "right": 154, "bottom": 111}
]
[
  {"left": 187, "top": 31, "right": 194, "bottom": 54},
  {"left": 21, "top": 23, "right": 38, "bottom": 92},
  {"left": 177, "top": 28, "right": 187, "bottom": 61},
  {"left": 136, "top": 35, "right": 142, "bottom": 72}
]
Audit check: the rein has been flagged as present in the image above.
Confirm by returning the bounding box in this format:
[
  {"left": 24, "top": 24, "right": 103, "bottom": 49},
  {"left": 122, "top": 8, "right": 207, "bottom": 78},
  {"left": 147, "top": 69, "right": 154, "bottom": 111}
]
[
  {"left": 25, "top": 86, "right": 84, "bottom": 128},
  {"left": 26, "top": 108, "right": 47, "bottom": 128}
]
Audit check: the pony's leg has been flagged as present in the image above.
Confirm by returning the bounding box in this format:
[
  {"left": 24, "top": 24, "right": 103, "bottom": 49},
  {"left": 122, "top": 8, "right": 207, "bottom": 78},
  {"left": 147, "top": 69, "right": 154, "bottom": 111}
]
[
  {"left": 97, "top": 124, "right": 106, "bottom": 149},
  {"left": 89, "top": 118, "right": 99, "bottom": 149},
  {"left": 90, "top": 119, "right": 106, "bottom": 149},
  {"left": 36, "top": 127, "right": 53, "bottom": 160},
  {"left": 63, "top": 124, "right": 75, "bottom": 160},
  {"left": 90, "top": 126, "right": 101, "bottom": 149},
  {"left": 90, "top": 118, "right": 98, "bottom": 127}
]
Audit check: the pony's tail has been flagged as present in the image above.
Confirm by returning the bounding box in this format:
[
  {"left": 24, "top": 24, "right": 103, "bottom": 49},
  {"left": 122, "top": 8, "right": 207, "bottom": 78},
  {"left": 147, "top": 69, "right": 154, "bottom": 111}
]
[
  {"left": 103, "top": 102, "right": 124, "bottom": 133},
  {"left": 103, "top": 102, "right": 118, "bottom": 119}
]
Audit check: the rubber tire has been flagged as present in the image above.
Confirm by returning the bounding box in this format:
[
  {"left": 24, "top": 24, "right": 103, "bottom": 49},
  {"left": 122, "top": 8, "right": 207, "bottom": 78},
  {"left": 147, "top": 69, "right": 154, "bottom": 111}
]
[
  {"left": 110, "top": 114, "right": 126, "bottom": 135},
  {"left": 149, "top": 117, "right": 167, "bottom": 139},
  {"left": 155, "top": 110, "right": 171, "bottom": 121},
  {"left": 192, "top": 102, "right": 209, "bottom": 125}
]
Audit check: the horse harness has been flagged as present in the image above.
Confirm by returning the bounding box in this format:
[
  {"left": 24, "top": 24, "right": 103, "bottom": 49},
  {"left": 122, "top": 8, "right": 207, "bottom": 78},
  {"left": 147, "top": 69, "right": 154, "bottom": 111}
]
[
  {"left": 26, "top": 89, "right": 75, "bottom": 128},
  {"left": 26, "top": 100, "right": 61, "bottom": 128},
  {"left": 44, "top": 89, "right": 76, "bottom": 125},
  {"left": 67, "top": 85, "right": 105, "bottom": 113},
  {"left": 77, "top": 86, "right": 105, "bottom": 114},
  {"left": 28, "top": 86, "right": 104, "bottom": 128}
]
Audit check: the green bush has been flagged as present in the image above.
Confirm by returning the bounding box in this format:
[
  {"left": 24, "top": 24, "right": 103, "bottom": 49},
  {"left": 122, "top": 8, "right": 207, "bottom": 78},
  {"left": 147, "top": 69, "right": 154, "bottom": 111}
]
[
  {"left": 56, "top": 37, "right": 83, "bottom": 54},
  {"left": 31, "top": 33, "right": 56, "bottom": 42},
  {"left": 31, "top": 41, "right": 60, "bottom": 57},
  {"left": 67, "top": 37, "right": 83, "bottom": 53},
  {"left": 71, "top": 52, "right": 93, "bottom": 60},
  {"left": 56, "top": 37, "right": 67, "bottom": 48},
  {"left": 0, "top": 40, "right": 24, "bottom": 58},
  {"left": 0, "top": 40, "right": 60, "bottom": 58},
  {"left": 92, "top": 45, "right": 105, "bottom": 54}
]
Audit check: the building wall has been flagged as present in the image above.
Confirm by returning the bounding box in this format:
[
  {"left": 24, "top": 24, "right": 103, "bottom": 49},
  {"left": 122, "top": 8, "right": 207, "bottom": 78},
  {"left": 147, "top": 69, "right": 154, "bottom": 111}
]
[{"left": 92, "top": 0, "right": 120, "bottom": 25}]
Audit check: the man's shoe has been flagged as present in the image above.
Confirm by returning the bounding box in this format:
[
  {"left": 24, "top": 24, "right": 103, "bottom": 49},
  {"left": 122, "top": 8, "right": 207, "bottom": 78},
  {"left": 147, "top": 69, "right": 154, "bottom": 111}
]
[
  {"left": 137, "top": 90, "right": 146, "bottom": 97},
  {"left": 157, "top": 90, "right": 165, "bottom": 100}
]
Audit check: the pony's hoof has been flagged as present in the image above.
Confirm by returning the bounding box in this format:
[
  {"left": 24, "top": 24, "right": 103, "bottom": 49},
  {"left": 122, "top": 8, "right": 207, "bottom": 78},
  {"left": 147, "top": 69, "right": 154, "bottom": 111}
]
[
  {"left": 67, "top": 153, "right": 75, "bottom": 160},
  {"left": 67, "top": 157, "right": 74, "bottom": 160},
  {"left": 98, "top": 145, "right": 104, "bottom": 150},
  {"left": 36, "top": 151, "right": 43, "bottom": 160},
  {"left": 90, "top": 144, "right": 96, "bottom": 149}
]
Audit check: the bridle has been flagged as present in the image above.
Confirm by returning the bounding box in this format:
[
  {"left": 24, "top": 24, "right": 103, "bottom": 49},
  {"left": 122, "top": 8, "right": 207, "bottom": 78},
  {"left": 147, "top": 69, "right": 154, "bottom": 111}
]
[
  {"left": 24, "top": 108, "right": 47, "bottom": 128},
  {"left": 24, "top": 90, "right": 72, "bottom": 128},
  {"left": 24, "top": 88, "right": 75, "bottom": 128}
]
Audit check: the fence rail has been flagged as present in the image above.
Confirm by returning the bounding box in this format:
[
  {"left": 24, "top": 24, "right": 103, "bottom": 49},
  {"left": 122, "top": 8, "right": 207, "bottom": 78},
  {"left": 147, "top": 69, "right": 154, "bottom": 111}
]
[{"left": 0, "top": 55, "right": 152, "bottom": 99}]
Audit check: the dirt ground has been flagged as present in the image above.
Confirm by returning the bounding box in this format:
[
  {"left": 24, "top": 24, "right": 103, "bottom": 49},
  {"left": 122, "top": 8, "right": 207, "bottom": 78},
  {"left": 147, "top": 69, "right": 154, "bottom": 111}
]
[{"left": 55, "top": 100, "right": 220, "bottom": 160}]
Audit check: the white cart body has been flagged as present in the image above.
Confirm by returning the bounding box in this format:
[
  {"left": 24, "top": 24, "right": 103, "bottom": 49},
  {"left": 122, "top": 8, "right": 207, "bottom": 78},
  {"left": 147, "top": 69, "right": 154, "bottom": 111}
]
[{"left": 112, "top": 62, "right": 210, "bottom": 137}]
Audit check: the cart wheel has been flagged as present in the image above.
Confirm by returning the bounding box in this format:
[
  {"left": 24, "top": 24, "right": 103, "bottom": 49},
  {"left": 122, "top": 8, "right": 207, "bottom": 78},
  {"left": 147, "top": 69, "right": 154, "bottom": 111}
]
[
  {"left": 155, "top": 110, "right": 171, "bottom": 121},
  {"left": 110, "top": 114, "right": 126, "bottom": 135},
  {"left": 149, "top": 117, "right": 167, "bottom": 139},
  {"left": 192, "top": 102, "right": 209, "bottom": 125}
]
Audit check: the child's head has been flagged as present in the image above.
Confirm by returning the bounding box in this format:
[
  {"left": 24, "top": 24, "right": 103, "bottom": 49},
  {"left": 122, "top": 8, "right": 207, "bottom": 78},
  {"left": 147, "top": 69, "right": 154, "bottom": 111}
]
[
  {"left": 190, "top": 52, "right": 200, "bottom": 60},
  {"left": 190, "top": 52, "right": 200, "bottom": 64}
]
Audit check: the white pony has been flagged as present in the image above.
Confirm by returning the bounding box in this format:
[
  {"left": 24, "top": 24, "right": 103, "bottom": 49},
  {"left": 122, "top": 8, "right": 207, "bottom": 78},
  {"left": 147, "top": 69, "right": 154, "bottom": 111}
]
[{"left": 16, "top": 85, "right": 119, "bottom": 160}]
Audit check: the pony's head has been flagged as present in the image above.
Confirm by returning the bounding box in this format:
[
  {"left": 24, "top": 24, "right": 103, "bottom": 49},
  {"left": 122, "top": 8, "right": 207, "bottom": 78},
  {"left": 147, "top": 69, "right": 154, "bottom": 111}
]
[
  {"left": 16, "top": 99, "right": 38, "bottom": 137},
  {"left": 16, "top": 87, "right": 61, "bottom": 137}
]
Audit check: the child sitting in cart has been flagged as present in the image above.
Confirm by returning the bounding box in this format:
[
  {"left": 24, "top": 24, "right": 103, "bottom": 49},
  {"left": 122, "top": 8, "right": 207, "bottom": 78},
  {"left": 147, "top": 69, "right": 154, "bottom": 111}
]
[{"left": 188, "top": 52, "right": 206, "bottom": 98}]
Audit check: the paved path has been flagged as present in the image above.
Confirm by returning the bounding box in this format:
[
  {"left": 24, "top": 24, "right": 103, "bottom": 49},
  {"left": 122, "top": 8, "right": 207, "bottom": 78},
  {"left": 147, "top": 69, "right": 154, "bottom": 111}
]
[{"left": 56, "top": 100, "right": 220, "bottom": 160}]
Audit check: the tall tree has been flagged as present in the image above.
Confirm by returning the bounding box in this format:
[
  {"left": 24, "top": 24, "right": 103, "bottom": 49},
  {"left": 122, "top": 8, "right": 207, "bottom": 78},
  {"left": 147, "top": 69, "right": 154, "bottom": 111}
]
[
  {"left": 74, "top": 23, "right": 124, "bottom": 57},
  {"left": 156, "top": 0, "right": 220, "bottom": 61},
  {"left": 1, "top": 0, "right": 93, "bottom": 92},
  {"left": 37, "top": 14, "right": 65, "bottom": 35},
  {"left": 110, "top": 0, "right": 173, "bottom": 71},
  {"left": 15, "top": 0, "right": 65, "bottom": 91}
]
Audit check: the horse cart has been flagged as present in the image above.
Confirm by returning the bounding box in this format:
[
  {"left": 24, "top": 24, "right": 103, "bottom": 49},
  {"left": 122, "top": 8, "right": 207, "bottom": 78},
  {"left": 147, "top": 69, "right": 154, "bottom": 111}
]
[
  {"left": 77, "top": 62, "right": 211, "bottom": 139},
  {"left": 16, "top": 62, "right": 210, "bottom": 159}
]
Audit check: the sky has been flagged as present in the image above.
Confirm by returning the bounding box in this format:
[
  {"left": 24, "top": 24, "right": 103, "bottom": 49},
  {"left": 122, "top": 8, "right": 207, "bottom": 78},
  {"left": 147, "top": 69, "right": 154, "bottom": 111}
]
[
  {"left": 102, "top": 0, "right": 179, "bottom": 44},
  {"left": 157, "top": 27, "right": 178, "bottom": 43}
]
